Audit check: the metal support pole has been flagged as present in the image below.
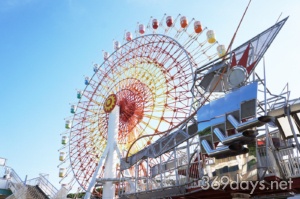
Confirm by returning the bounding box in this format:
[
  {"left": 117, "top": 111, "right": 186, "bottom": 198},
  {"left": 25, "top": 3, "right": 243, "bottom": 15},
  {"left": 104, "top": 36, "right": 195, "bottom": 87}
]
[
  {"left": 115, "top": 147, "right": 135, "bottom": 193},
  {"left": 286, "top": 105, "right": 300, "bottom": 153},
  {"left": 146, "top": 158, "right": 149, "bottom": 191},
  {"left": 84, "top": 148, "right": 108, "bottom": 199},
  {"left": 186, "top": 139, "right": 191, "bottom": 184},
  {"left": 261, "top": 57, "right": 285, "bottom": 180},
  {"left": 263, "top": 57, "right": 270, "bottom": 179},
  {"left": 103, "top": 106, "right": 120, "bottom": 199},
  {"left": 173, "top": 144, "right": 179, "bottom": 186},
  {"left": 159, "top": 155, "right": 163, "bottom": 188},
  {"left": 84, "top": 106, "right": 120, "bottom": 199},
  {"left": 197, "top": 134, "right": 203, "bottom": 180},
  {"left": 135, "top": 162, "right": 138, "bottom": 193}
]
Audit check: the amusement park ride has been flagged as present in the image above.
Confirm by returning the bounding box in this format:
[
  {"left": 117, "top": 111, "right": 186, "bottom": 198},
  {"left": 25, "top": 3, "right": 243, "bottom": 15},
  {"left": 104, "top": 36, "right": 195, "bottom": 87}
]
[{"left": 58, "top": 11, "right": 300, "bottom": 199}]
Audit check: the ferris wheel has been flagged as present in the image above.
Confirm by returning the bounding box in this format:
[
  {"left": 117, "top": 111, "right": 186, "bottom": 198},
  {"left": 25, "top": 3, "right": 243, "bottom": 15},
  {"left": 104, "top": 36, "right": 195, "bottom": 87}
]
[{"left": 58, "top": 14, "right": 225, "bottom": 196}]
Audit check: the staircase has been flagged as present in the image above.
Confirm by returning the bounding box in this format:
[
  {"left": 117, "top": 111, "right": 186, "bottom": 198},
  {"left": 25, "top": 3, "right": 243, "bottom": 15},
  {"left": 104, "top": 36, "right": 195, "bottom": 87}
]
[
  {"left": 26, "top": 185, "right": 49, "bottom": 199},
  {"left": 2, "top": 167, "right": 66, "bottom": 199},
  {"left": 7, "top": 185, "right": 50, "bottom": 199}
]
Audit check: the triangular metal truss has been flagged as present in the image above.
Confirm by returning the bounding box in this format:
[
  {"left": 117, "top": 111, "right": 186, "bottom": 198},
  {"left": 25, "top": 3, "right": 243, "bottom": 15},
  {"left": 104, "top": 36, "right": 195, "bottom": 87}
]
[{"left": 194, "top": 17, "right": 288, "bottom": 93}]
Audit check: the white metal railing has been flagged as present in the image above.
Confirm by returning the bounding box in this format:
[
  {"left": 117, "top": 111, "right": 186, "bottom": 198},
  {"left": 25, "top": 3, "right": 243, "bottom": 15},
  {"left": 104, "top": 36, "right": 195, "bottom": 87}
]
[
  {"left": 38, "top": 174, "right": 59, "bottom": 198},
  {"left": 119, "top": 134, "right": 300, "bottom": 198},
  {"left": 1, "top": 166, "right": 62, "bottom": 199},
  {"left": 26, "top": 174, "right": 59, "bottom": 198},
  {"left": 6, "top": 167, "right": 27, "bottom": 199},
  {"left": 257, "top": 146, "right": 281, "bottom": 178},
  {"left": 120, "top": 137, "right": 203, "bottom": 195},
  {"left": 26, "top": 177, "right": 40, "bottom": 186},
  {"left": 276, "top": 146, "right": 300, "bottom": 178},
  {"left": 8, "top": 167, "right": 23, "bottom": 184},
  {"left": 0, "top": 166, "right": 9, "bottom": 190}
]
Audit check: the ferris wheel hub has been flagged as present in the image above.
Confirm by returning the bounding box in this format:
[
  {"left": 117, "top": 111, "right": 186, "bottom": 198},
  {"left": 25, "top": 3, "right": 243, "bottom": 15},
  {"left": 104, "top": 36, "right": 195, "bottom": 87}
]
[{"left": 104, "top": 94, "right": 117, "bottom": 113}]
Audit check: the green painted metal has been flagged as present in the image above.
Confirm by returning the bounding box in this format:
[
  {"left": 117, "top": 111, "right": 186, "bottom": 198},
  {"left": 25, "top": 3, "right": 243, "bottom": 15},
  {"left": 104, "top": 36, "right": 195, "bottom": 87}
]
[{"left": 0, "top": 188, "right": 12, "bottom": 196}]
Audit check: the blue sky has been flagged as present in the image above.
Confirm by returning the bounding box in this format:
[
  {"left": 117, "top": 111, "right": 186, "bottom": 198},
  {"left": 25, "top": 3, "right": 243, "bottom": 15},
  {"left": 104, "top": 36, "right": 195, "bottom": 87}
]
[{"left": 1, "top": 0, "right": 300, "bottom": 191}]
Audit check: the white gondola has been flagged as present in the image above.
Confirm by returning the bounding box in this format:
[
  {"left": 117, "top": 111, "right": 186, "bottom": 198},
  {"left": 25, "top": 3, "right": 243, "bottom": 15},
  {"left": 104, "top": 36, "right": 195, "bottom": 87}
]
[
  {"left": 59, "top": 152, "right": 66, "bottom": 161},
  {"left": 65, "top": 120, "right": 71, "bottom": 129},
  {"left": 207, "top": 30, "right": 216, "bottom": 44},
  {"left": 62, "top": 136, "right": 68, "bottom": 145},
  {"left": 103, "top": 51, "right": 110, "bottom": 60},
  {"left": 85, "top": 77, "right": 90, "bottom": 85},
  {"left": 59, "top": 168, "right": 66, "bottom": 178},
  {"left": 126, "top": 32, "right": 132, "bottom": 41},
  {"left": 93, "top": 64, "right": 99, "bottom": 72},
  {"left": 139, "top": 24, "right": 145, "bottom": 34},
  {"left": 71, "top": 105, "right": 77, "bottom": 114},
  {"left": 77, "top": 90, "right": 83, "bottom": 99},
  {"left": 217, "top": 45, "right": 226, "bottom": 57},
  {"left": 114, "top": 41, "right": 120, "bottom": 50}
]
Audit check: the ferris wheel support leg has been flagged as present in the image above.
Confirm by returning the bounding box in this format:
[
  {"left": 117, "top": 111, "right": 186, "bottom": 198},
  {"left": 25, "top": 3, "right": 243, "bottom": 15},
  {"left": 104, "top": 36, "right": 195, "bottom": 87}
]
[
  {"left": 84, "top": 147, "right": 108, "bottom": 199},
  {"left": 84, "top": 106, "right": 120, "bottom": 199},
  {"left": 103, "top": 105, "right": 120, "bottom": 199}
]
